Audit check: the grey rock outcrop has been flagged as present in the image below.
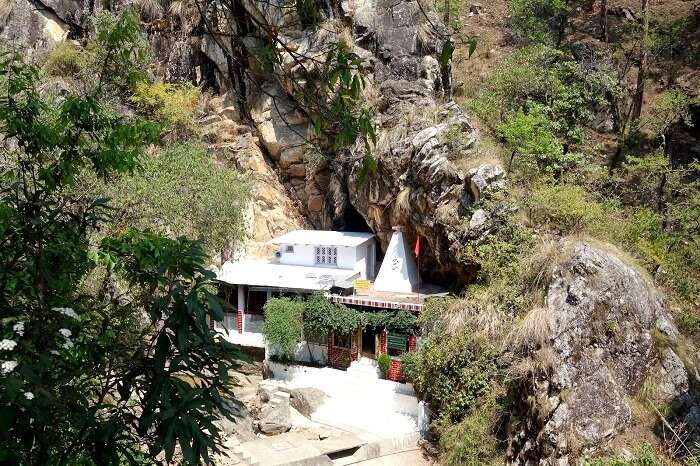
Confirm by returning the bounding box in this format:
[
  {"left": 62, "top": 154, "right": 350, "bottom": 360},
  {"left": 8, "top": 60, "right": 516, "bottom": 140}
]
[
  {"left": 467, "top": 164, "right": 505, "bottom": 202},
  {"left": 192, "top": 0, "right": 482, "bottom": 281},
  {"left": 289, "top": 387, "right": 328, "bottom": 418},
  {"left": 0, "top": 0, "right": 71, "bottom": 58},
  {"left": 257, "top": 390, "right": 292, "bottom": 435},
  {"left": 509, "top": 243, "right": 698, "bottom": 464}
]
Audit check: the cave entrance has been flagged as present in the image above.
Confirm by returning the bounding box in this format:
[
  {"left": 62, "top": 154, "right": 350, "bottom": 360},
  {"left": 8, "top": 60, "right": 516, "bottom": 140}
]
[{"left": 335, "top": 203, "right": 373, "bottom": 233}]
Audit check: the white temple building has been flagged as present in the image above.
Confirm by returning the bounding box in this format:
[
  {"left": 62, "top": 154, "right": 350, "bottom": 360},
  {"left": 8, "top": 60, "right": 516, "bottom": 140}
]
[{"left": 214, "top": 228, "right": 435, "bottom": 349}]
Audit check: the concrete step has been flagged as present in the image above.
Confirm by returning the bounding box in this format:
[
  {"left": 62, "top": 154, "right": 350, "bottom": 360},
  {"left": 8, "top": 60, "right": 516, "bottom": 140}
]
[
  {"left": 233, "top": 445, "right": 260, "bottom": 466},
  {"left": 268, "top": 391, "right": 290, "bottom": 408}
]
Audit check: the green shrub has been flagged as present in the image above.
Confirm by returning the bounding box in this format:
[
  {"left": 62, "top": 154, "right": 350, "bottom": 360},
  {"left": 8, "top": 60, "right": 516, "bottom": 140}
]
[
  {"left": 437, "top": 391, "right": 503, "bottom": 466},
  {"left": 131, "top": 81, "right": 200, "bottom": 138},
  {"left": 463, "top": 195, "right": 535, "bottom": 316},
  {"left": 263, "top": 297, "right": 304, "bottom": 360},
  {"left": 526, "top": 182, "right": 615, "bottom": 234},
  {"left": 377, "top": 353, "right": 391, "bottom": 379},
  {"left": 44, "top": 42, "right": 83, "bottom": 77},
  {"left": 399, "top": 351, "right": 419, "bottom": 382},
  {"left": 416, "top": 330, "right": 498, "bottom": 422},
  {"left": 506, "top": 0, "right": 569, "bottom": 45},
  {"left": 92, "top": 143, "right": 247, "bottom": 255}
]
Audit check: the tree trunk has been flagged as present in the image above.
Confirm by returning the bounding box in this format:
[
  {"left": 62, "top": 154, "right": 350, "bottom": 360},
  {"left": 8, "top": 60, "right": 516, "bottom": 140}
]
[
  {"left": 600, "top": 0, "right": 609, "bottom": 42},
  {"left": 609, "top": 135, "right": 625, "bottom": 173},
  {"left": 631, "top": 0, "right": 649, "bottom": 121}
]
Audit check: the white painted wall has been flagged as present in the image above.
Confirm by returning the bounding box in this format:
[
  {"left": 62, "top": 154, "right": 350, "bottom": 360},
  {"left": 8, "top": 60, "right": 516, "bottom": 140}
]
[
  {"left": 277, "top": 243, "right": 359, "bottom": 271},
  {"left": 244, "top": 314, "right": 264, "bottom": 333},
  {"left": 266, "top": 342, "right": 328, "bottom": 365},
  {"left": 355, "top": 242, "right": 368, "bottom": 279}
]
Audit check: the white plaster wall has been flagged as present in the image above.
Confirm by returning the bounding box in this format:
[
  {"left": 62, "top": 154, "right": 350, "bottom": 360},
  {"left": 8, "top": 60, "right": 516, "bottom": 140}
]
[
  {"left": 244, "top": 314, "right": 264, "bottom": 333},
  {"left": 278, "top": 243, "right": 358, "bottom": 270},
  {"left": 265, "top": 342, "right": 328, "bottom": 365},
  {"left": 355, "top": 243, "right": 368, "bottom": 279}
]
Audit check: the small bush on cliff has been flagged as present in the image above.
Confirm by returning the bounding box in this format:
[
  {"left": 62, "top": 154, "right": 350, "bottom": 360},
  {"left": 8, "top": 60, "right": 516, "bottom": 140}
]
[
  {"left": 131, "top": 81, "right": 201, "bottom": 139},
  {"left": 436, "top": 387, "right": 505, "bottom": 466},
  {"left": 44, "top": 42, "right": 83, "bottom": 77},
  {"left": 263, "top": 298, "right": 303, "bottom": 360},
  {"left": 526, "top": 182, "right": 615, "bottom": 234},
  {"left": 463, "top": 193, "right": 535, "bottom": 316}
]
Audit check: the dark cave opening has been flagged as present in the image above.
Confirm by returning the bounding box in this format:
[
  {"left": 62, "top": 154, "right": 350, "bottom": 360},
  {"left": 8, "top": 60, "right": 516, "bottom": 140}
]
[{"left": 334, "top": 203, "right": 373, "bottom": 233}]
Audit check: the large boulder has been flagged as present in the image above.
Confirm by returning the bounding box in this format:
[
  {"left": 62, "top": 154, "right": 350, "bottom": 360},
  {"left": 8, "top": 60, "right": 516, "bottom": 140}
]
[
  {"left": 0, "top": 0, "right": 71, "bottom": 58},
  {"left": 289, "top": 387, "right": 328, "bottom": 418},
  {"left": 508, "top": 243, "right": 698, "bottom": 464},
  {"left": 258, "top": 392, "right": 292, "bottom": 435},
  {"left": 200, "top": 0, "right": 481, "bottom": 281}
]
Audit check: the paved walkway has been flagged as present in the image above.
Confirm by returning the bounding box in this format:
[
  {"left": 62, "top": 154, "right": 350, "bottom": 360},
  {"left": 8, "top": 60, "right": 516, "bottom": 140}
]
[
  {"left": 267, "top": 361, "right": 420, "bottom": 438},
  {"left": 351, "top": 449, "right": 433, "bottom": 465}
]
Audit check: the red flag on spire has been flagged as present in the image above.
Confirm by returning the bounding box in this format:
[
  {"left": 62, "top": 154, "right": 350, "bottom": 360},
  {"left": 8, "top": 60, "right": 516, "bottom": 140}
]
[{"left": 413, "top": 236, "right": 421, "bottom": 258}]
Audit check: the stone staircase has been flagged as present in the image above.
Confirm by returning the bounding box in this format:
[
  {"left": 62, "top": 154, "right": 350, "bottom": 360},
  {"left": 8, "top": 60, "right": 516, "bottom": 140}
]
[{"left": 345, "top": 357, "right": 380, "bottom": 380}]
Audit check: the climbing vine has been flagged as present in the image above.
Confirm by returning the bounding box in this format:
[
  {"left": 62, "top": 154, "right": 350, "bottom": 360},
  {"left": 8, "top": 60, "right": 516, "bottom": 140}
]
[{"left": 302, "top": 293, "right": 419, "bottom": 338}]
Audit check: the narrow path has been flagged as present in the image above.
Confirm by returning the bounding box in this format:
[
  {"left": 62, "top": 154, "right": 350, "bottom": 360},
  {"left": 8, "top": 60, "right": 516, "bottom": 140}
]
[{"left": 347, "top": 448, "right": 433, "bottom": 465}]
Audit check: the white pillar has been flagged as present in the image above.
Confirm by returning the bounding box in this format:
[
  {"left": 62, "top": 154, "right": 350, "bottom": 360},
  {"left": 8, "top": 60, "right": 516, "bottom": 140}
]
[{"left": 237, "top": 285, "right": 245, "bottom": 333}]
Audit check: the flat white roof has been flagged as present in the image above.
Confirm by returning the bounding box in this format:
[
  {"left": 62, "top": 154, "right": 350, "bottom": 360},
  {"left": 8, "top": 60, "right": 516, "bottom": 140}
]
[
  {"left": 217, "top": 261, "right": 359, "bottom": 290},
  {"left": 269, "top": 230, "right": 374, "bottom": 247}
]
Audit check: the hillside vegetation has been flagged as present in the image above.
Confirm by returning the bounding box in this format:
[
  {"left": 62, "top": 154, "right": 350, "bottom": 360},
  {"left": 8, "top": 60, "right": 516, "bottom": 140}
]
[{"left": 1, "top": 0, "right": 699, "bottom": 465}]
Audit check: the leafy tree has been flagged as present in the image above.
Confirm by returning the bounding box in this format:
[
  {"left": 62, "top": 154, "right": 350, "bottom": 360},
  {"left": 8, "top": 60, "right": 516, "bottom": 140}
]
[
  {"left": 497, "top": 105, "right": 565, "bottom": 174},
  {"left": 506, "top": 0, "right": 569, "bottom": 46},
  {"left": 0, "top": 30, "right": 237, "bottom": 466},
  {"left": 262, "top": 297, "right": 303, "bottom": 360},
  {"left": 471, "top": 45, "right": 619, "bottom": 151},
  {"left": 89, "top": 143, "right": 248, "bottom": 257}
]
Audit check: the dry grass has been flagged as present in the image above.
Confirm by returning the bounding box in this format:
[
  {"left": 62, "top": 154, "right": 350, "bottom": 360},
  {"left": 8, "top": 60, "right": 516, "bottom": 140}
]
[
  {"left": 506, "top": 305, "right": 553, "bottom": 354},
  {"left": 0, "top": 0, "right": 12, "bottom": 20},
  {"left": 393, "top": 186, "right": 412, "bottom": 222},
  {"left": 445, "top": 299, "right": 511, "bottom": 341},
  {"left": 508, "top": 345, "right": 558, "bottom": 381},
  {"left": 520, "top": 239, "right": 573, "bottom": 294},
  {"left": 133, "top": 0, "right": 164, "bottom": 21}
]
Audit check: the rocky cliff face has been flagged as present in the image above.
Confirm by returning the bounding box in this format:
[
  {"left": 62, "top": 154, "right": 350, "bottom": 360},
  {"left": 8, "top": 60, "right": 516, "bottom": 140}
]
[
  {"left": 1, "top": 0, "right": 501, "bottom": 280},
  {"left": 204, "top": 0, "right": 498, "bottom": 281},
  {"left": 509, "top": 243, "right": 699, "bottom": 464}
]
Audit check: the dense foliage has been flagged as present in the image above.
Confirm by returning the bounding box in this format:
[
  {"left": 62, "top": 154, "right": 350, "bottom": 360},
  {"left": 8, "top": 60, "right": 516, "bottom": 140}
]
[
  {"left": 0, "top": 42, "right": 237, "bottom": 466},
  {"left": 415, "top": 330, "right": 498, "bottom": 423},
  {"left": 262, "top": 297, "right": 304, "bottom": 360},
  {"left": 506, "top": 0, "right": 569, "bottom": 46},
  {"left": 91, "top": 143, "right": 248, "bottom": 255},
  {"left": 302, "top": 293, "right": 418, "bottom": 338}
]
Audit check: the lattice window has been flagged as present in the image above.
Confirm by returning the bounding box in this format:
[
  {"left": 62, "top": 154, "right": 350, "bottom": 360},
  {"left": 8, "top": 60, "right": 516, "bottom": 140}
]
[{"left": 315, "top": 246, "right": 337, "bottom": 266}]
